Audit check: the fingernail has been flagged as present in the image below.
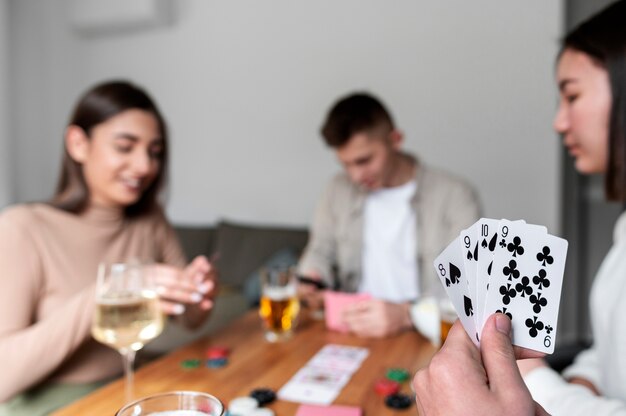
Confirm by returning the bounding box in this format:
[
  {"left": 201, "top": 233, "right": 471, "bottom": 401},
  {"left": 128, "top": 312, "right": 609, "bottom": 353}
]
[
  {"left": 172, "top": 304, "right": 185, "bottom": 315},
  {"left": 190, "top": 293, "right": 202, "bottom": 303},
  {"left": 495, "top": 313, "right": 512, "bottom": 335},
  {"left": 198, "top": 282, "right": 213, "bottom": 294}
]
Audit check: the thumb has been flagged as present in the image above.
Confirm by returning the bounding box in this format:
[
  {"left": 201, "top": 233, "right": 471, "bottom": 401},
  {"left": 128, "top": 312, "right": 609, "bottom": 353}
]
[{"left": 481, "top": 314, "right": 528, "bottom": 395}]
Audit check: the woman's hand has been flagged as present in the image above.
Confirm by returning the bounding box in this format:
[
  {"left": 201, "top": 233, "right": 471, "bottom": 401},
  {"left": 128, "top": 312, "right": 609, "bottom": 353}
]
[{"left": 150, "top": 255, "right": 218, "bottom": 327}]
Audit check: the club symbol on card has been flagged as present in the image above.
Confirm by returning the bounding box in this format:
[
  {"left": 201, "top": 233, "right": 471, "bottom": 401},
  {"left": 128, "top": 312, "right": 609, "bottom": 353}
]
[
  {"left": 515, "top": 276, "right": 534, "bottom": 298},
  {"left": 529, "top": 292, "right": 548, "bottom": 313},
  {"left": 503, "top": 260, "right": 520, "bottom": 281},
  {"left": 496, "top": 307, "right": 513, "bottom": 320},
  {"left": 445, "top": 262, "right": 461, "bottom": 287},
  {"left": 499, "top": 238, "right": 506, "bottom": 248},
  {"left": 532, "top": 269, "right": 550, "bottom": 290},
  {"left": 545, "top": 325, "right": 553, "bottom": 334},
  {"left": 525, "top": 316, "right": 545, "bottom": 338},
  {"left": 507, "top": 236, "right": 525, "bottom": 257},
  {"left": 537, "top": 246, "right": 554, "bottom": 266},
  {"left": 463, "top": 295, "right": 473, "bottom": 317},
  {"left": 499, "top": 283, "right": 517, "bottom": 305}
]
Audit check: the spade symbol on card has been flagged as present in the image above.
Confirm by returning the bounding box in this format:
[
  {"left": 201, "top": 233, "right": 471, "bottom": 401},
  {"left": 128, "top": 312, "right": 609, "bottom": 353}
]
[
  {"left": 466, "top": 250, "right": 473, "bottom": 260},
  {"left": 487, "top": 261, "right": 493, "bottom": 276},
  {"left": 444, "top": 262, "right": 461, "bottom": 287},
  {"left": 473, "top": 242, "right": 478, "bottom": 261},
  {"left": 488, "top": 233, "right": 497, "bottom": 252},
  {"left": 463, "top": 295, "right": 473, "bottom": 317}
]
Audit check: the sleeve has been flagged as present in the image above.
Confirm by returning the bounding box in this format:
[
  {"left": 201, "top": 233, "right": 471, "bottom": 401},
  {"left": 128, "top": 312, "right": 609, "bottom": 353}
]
[
  {"left": 297, "top": 180, "right": 338, "bottom": 285},
  {"left": 443, "top": 177, "right": 482, "bottom": 235},
  {"left": 525, "top": 367, "right": 626, "bottom": 415},
  {"left": 561, "top": 345, "right": 602, "bottom": 391},
  {"left": 0, "top": 209, "right": 96, "bottom": 402},
  {"left": 153, "top": 209, "right": 187, "bottom": 268}
]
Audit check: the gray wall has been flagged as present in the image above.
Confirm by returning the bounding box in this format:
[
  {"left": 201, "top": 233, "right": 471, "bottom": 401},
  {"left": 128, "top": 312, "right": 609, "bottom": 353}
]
[
  {"left": 7, "top": 0, "right": 564, "bottom": 234},
  {"left": 0, "top": 0, "right": 11, "bottom": 207}
]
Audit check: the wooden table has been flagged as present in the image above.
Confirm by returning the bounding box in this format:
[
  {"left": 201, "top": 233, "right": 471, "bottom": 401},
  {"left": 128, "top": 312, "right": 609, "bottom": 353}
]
[{"left": 52, "top": 310, "right": 436, "bottom": 415}]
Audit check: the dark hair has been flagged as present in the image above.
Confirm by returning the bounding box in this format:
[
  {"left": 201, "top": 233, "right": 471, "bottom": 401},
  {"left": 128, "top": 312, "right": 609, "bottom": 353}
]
[
  {"left": 50, "top": 80, "right": 168, "bottom": 216},
  {"left": 320, "top": 92, "right": 395, "bottom": 148},
  {"left": 562, "top": 0, "right": 626, "bottom": 201}
]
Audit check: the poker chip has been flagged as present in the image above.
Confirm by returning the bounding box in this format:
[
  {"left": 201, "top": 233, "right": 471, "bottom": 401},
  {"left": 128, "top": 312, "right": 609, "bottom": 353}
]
[
  {"left": 374, "top": 378, "right": 400, "bottom": 396},
  {"left": 206, "top": 357, "right": 228, "bottom": 368},
  {"left": 250, "top": 388, "right": 276, "bottom": 406},
  {"left": 206, "top": 346, "right": 230, "bottom": 360},
  {"left": 384, "top": 393, "right": 413, "bottom": 410},
  {"left": 180, "top": 358, "right": 201, "bottom": 369},
  {"left": 386, "top": 368, "right": 410, "bottom": 383},
  {"left": 229, "top": 396, "right": 259, "bottom": 414}
]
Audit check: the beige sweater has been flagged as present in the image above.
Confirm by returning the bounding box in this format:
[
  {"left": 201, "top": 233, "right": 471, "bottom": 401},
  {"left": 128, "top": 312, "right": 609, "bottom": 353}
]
[{"left": 0, "top": 203, "right": 186, "bottom": 402}]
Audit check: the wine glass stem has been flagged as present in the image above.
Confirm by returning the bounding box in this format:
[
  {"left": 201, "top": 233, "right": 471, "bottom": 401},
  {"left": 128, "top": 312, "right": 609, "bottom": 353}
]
[{"left": 121, "top": 349, "right": 137, "bottom": 402}]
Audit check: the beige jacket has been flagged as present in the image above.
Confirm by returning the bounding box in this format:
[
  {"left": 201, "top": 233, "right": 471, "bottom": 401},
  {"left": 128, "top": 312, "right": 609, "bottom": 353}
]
[{"left": 298, "top": 157, "right": 481, "bottom": 298}]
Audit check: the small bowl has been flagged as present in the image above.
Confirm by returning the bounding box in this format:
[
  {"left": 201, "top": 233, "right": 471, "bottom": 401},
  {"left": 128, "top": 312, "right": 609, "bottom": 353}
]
[{"left": 115, "top": 391, "right": 224, "bottom": 416}]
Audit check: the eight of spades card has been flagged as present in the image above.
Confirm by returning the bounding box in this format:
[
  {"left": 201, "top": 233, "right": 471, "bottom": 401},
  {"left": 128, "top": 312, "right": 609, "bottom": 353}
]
[{"left": 433, "top": 237, "right": 479, "bottom": 345}]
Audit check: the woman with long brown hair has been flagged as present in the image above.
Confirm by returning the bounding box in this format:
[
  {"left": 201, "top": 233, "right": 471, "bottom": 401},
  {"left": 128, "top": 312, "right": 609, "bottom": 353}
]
[{"left": 0, "top": 80, "right": 217, "bottom": 415}]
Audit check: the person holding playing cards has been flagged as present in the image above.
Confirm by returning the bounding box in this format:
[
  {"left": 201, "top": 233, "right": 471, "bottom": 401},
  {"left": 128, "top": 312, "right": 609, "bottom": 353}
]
[
  {"left": 297, "top": 92, "right": 480, "bottom": 338},
  {"left": 415, "top": 1, "right": 626, "bottom": 414},
  {"left": 0, "top": 80, "right": 218, "bottom": 415}
]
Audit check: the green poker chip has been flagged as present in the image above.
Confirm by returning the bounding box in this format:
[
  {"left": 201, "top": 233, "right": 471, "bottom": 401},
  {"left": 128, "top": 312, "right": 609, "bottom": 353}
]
[
  {"left": 386, "top": 368, "right": 409, "bottom": 382},
  {"left": 180, "top": 359, "right": 201, "bottom": 369}
]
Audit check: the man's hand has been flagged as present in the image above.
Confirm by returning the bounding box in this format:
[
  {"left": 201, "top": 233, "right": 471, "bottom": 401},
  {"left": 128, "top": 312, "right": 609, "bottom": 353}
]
[
  {"left": 414, "top": 314, "right": 549, "bottom": 416},
  {"left": 296, "top": 272, "right": 325, "bottom": 311},
  {"left": 342, "top": 299, "right": 412, "bottom": 338}
]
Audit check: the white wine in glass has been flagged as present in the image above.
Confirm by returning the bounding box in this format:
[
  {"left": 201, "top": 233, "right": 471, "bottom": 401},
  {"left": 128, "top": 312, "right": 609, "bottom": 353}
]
[{"left": 92, "top": 262, "right": 164, "bottom": 401}]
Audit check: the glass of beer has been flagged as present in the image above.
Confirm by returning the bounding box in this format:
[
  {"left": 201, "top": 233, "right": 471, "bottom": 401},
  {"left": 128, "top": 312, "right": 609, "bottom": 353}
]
[
  {"left": 259, "top": 265, "right": 300, "bottom": 342},
  {"left": 115, "top": 391, "right": 224, "bottom": 416},
  {"left": 92, "top": 262, "right": 164, "bottom": 402},
  {"left": 438, "top": 297, "right": 457, "bottom": 347}
]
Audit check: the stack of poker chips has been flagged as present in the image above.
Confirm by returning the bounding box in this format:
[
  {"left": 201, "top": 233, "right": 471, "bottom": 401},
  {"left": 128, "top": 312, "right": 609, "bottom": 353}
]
[
  {"left": 373, "top": 368, "right": 412, "bottom": 410},
  {"left": 226, "top": 388, "right": 277, "bottom": 416},
  {"left": 206, "top": 346, "right": 230, "bottom": 368}
]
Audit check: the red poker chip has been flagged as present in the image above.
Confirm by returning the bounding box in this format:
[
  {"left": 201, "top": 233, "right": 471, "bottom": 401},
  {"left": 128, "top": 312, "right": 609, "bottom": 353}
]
[
  {"left": 206, "top": 346, "right": 230, "bottom": 359},
  {"left": 374, "top": 379, "right": 400, "bottom": 396}
]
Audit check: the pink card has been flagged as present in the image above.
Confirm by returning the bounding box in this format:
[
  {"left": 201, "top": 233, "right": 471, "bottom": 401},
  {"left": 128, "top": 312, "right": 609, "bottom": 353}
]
[
  {"left": 324, "top": 291, "right": 372, "bottom": 333},
  {"left": 295, "top": 404, "right": 362, "bottom": 416}
]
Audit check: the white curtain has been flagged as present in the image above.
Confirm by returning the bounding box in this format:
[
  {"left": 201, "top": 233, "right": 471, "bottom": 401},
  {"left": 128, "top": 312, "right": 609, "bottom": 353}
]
[{"left": 0, "top": 0, "right": 12, "bottom": 209}]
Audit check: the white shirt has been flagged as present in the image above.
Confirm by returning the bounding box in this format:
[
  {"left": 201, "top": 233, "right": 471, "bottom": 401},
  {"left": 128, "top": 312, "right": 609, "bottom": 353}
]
[
  {"left": 359, "top": 180, "right": 419, "bottom": 303},
  {"left": 524, "top": 211, "right": 626, "bottom": 415}
]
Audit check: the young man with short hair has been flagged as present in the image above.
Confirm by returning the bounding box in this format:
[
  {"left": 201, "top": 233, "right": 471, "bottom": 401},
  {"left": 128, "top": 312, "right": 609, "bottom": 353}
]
[{"left": 298, "top": 92, "right": 480, "bottom": 338}]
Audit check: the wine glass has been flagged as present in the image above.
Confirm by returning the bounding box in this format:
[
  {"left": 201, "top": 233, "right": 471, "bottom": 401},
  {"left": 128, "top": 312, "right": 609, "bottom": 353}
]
[
  {"left": 115, "top": 391, "right": 224, "bottom": 416},
  {"left": 91, "top": 262, "right": 164, "bottom": 401}
]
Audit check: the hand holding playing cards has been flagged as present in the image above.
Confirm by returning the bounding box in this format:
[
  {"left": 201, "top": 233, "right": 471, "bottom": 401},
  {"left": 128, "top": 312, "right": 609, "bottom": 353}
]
[
  {"left": 434, "top": 218, "right": 568, "bottom": 353},
  {"left": 414, "top": 314, "right": 549, "bottom": 416},
  {"left": 341, "top": 299, "right": 412, "bottom": 338}
]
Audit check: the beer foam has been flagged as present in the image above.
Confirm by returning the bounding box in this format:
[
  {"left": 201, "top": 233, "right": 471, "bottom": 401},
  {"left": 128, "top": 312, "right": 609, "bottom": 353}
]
[{"left": 262, "top": 285, "right": 296, "bottom": 300}]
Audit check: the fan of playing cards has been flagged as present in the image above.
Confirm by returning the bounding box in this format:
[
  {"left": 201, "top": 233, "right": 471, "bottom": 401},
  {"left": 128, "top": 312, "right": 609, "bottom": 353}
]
[{"left": 433, "top": 218, "right": 568, "bottom": 354}]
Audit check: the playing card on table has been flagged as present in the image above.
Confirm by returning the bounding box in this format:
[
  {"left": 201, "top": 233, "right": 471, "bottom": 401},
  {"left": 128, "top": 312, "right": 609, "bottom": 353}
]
[
  {"left": 278, "top": 344, "right": 369, "bottom": 405},
  {"left": 483, "top": 220, "right": 567, "bottom": 353},
  {"left": 433, "top": 237, "right": 479, "bottom": 345}
]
